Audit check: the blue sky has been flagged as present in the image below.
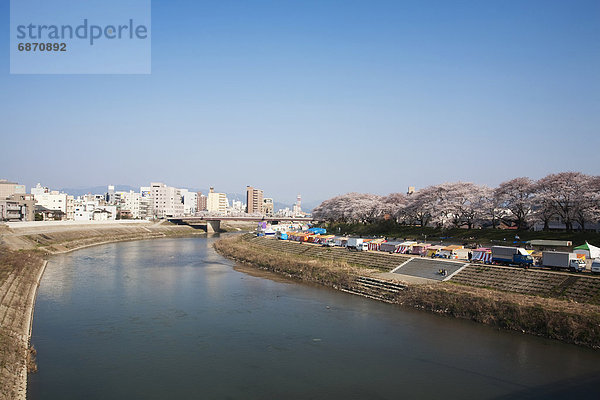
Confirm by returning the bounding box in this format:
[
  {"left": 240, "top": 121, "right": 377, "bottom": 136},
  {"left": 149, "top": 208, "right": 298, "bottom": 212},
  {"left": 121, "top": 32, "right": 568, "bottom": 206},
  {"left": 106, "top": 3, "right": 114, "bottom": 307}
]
[{"left": 1, "top": 0, "right": 599, "bottom": 204}]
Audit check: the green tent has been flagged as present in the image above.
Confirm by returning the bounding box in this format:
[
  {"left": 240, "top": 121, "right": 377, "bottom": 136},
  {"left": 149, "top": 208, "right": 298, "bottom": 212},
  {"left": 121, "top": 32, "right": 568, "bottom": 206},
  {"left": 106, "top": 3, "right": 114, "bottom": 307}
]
[{"left": 574, "top": 242, "right": 600, "bottom": 259}]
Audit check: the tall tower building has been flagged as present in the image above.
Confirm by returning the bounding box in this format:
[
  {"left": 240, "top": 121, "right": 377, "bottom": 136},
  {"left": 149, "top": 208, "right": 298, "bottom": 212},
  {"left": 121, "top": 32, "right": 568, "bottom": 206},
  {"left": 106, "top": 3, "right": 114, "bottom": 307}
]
[
  {"left": 207, "top": 187, "right": 228, "bottom": 214},
  {"left": 246, "top": 186, "right": 264, "bottom": 215},
  {"left": 197, "top": 192, "right": 207, "bottom": 211},
  {"left": 150, "top": 182, "right": 184, "bottom": 218},
  {"left": 292, "top": 194, "right": 302, "bottom": 216}
]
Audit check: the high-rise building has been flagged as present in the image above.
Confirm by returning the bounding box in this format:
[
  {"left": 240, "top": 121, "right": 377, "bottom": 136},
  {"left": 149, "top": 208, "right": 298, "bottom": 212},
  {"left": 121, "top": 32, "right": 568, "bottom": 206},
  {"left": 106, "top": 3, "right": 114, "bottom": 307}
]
[
  {"left": 292, "top": 194, "right": 302, "bottom": 216},
  {"left": 150, "top": 182, "right": 184, "bottom": 218},
  {"left": 180, "top": 189, "right": 198, "bottom": 215},
  {"left": 197, "top": 192, "right": 207, "bottom": 211},
  {"left": 246, "top": 186, "right": 264, "bottom": 214},
  {"left": 207, "top": 187, "right": 228, "bottom": 214},
  {"left": 107, "top": 185, "right": 116, "bottom": 204}
]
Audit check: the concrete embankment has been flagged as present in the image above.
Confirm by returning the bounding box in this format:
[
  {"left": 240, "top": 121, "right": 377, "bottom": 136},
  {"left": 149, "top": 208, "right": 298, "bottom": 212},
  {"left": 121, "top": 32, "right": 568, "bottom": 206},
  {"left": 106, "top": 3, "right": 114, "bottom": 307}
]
[
  {"left": 0, "top": 221, "right": 207, "bottom": 400},
  {"left": 214, "top": 234, "right": 600, "bottom": 349},
  {"left": 0, "top": 250, "right": 45, "bottom": 400}
]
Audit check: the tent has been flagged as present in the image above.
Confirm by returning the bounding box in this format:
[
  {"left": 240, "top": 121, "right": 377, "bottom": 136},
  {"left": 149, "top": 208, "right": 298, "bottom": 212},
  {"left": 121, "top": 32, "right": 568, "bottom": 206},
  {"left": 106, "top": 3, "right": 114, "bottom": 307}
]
[
  {"left": 307, "top": 227, "right": 327, "bottom": 235},
  {"left": 380, "top": 242, "right": 402, "bottom": 253},
  {"left": 574, "top": 242, "right": 600, "bottom": 259},
  {"left": 472, "top": 248, "right": 492, "bottom": 264},
  {"left": 411, "top": 243, "right": 431, "bottom": 256},
  {"left": 426, "top": 245, "right": 445, "bottom": 257},
  {"left": 396, "top": 241, "right": 418, "bottom": 254},
  {"left": 439, "top": 245, "right": 464, "bottom": 259},
  {"left": 367, "top": 238, "right": 386, "bottom": 251}
]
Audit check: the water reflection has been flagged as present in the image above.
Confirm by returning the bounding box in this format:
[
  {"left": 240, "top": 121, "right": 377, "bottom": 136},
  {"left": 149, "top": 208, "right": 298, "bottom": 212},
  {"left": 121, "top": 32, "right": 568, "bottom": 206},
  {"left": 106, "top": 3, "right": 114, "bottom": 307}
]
[{"left": 29, "top": 237, "right": 600, "bottom": 400}]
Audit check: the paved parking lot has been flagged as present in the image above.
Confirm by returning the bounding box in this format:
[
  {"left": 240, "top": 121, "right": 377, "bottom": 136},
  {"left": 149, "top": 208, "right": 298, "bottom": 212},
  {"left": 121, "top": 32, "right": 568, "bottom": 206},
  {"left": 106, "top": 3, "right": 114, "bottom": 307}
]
[{"left": 393, "top": 258, "right": 467, "bottom": 281}]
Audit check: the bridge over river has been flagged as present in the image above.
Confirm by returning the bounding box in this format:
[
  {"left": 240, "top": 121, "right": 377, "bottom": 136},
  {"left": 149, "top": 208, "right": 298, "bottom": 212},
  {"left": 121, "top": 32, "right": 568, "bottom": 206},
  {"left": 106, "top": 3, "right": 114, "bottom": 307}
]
[{"left": 167, "top": 216, "right": 315, "bottom": 232}]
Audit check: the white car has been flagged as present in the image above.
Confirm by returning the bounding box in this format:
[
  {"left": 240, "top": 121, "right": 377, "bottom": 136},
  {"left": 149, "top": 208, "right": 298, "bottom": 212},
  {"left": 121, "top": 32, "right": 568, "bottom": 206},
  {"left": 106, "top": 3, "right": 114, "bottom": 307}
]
[{"left": 591, "top": 260, "right": 600, "bottom": 275}]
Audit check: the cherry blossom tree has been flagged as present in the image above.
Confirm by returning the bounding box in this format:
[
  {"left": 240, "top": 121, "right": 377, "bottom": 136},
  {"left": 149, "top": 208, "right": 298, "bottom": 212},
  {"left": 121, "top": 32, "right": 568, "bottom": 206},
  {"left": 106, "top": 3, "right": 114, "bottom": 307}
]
[
  {"left": 312, "top": 193, "right": 383, "bottom": 223},
  {"left": 453, "top": 183, "right": 488, "bottom": 229},
  {"left": 380, "top": 192, "right": 408, "bottom": 222},
  {"left": 531, "top": 188, "right": 556, "bottom": 231},
  {"left": 536, "top": 172, "right": 592, "bottom": 231},
  {"left": 480, "top": 186, "right": 504, "bottom": 229},
  {"left": 313, "top": 172, "right": 599, "bottom": 231},
  {"left": 494, "top": 177, "right": 536, "bottom": 229},
  {"left": 403, "top": 185, "right": 440, "bottom": 227}
]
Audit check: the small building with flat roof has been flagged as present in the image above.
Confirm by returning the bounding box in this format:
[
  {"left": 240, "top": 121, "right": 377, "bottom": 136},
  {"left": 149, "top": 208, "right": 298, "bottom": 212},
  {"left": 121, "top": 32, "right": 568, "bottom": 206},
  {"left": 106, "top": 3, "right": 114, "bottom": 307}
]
[{"left": 527, "top": 240, "right": 572, "bottom": 252}]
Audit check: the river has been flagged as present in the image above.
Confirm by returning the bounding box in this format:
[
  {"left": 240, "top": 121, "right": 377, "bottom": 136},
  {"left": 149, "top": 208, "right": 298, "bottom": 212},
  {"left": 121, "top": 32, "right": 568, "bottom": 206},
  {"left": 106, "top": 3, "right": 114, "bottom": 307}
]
[{"left": 28, "top": 236, "right": 600, "bottom": 399}]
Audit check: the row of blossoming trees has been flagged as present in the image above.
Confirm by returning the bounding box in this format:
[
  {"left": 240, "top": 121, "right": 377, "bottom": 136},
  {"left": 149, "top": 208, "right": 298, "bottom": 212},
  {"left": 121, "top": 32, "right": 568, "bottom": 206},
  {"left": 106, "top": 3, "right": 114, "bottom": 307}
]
[{"left": 312, "top": 172, "right": 600, "bottom": 231}]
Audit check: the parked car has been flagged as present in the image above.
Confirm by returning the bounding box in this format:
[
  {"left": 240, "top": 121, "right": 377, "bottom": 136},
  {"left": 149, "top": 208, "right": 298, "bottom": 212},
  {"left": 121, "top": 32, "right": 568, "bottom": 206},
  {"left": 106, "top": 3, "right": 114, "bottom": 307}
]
[{"left": 591, "top": 259, "right": 600, "bottom": 274}]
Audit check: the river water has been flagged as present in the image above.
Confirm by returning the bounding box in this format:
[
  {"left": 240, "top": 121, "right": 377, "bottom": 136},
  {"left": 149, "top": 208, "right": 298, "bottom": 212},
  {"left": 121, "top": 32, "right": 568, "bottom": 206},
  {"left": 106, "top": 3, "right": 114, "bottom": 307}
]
[{"left": 28, "top": 237, "right": 600, "bottom": 399}]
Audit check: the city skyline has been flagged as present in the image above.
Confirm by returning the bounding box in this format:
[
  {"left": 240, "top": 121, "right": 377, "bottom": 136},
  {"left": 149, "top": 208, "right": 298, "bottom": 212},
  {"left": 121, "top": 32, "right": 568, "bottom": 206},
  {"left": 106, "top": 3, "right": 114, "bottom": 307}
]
[{"left": 1, "top": 0, "right": 599, "bottom": 204}]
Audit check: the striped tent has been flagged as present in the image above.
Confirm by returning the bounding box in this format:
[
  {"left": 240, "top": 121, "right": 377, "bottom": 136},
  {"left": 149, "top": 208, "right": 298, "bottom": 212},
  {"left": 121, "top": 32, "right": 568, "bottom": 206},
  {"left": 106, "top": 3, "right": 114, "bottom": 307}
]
[
  {"left": 380, "top": 242, "right": 402, "bottom": 253},
  {"left": 315, "top": 235, "right": 334, "bottom": 244},
  {"left": 367, "top": 239, "right": 387, "bottom": 251},
  {"left": 472, "top": 248, "right": 492, "bottom": 264},
  {"left": 395, "top": 241, "right": 417, "bottom": 254}
]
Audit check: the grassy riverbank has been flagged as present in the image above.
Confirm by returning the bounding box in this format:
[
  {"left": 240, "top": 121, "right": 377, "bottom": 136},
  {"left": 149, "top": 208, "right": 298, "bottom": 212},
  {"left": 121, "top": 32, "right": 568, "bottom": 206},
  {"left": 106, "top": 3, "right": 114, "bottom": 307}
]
[
  {"left": 2, "top": 221, "right": 207, "bottom": 254},
  {"left": 324, "top": 221, "right": 600, "bottom": 246},
  {"left": 214, "top": 235, "right": 600, "bottom": 349}
]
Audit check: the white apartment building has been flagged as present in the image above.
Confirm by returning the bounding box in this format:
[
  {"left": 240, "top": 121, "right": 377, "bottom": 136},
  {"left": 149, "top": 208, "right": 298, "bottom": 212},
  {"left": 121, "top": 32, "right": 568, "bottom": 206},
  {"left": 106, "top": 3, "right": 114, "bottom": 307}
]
[
  {"left": 207, "top": 187, "right": 228, "bottom": 215},
  {"left": 230, "top": 200, "right": 245, "bottom": 212},
  {"left": 150, "top": 182, "right": 184, "bottom": 218},
  {"left": 139, "top": 196, "right": 150, "bottom": 219},
  {"left": 140, "top": 186, "right": 151, "bottom": 219},
  {"left": 73, "top": 199, "right": 117, "bottom": 221},
  {"left": 180, "top": 189, "right": 198, "bottom": 216},
  {"left": 116, "top": 190, "right": 142, "bottom": 219},
  {"left": 66, "top": 195, "right": 75, "bottom": 220},
  {"left": 31, "top": 184, "right": 68, "bottom": 217}
]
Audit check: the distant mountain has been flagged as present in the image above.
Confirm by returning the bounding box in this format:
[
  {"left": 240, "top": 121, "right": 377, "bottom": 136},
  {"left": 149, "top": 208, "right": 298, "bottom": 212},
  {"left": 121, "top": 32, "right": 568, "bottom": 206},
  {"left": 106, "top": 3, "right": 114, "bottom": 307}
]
[
  {"left": 59, "top": 185, "right": 139, "bottom": 197},
  {"left": 301, "top": 200, "right": 322, "bottom": 212},
  {"left": 273, "top": 201, "right": 292, "bottom": 211}
]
